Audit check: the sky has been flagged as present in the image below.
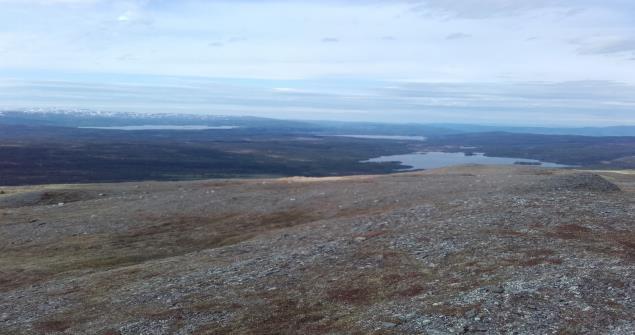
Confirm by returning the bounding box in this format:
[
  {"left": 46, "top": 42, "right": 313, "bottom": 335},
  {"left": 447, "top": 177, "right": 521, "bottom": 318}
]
[{"left": 1, "top": 0, "right": 634, "bottom": 126}]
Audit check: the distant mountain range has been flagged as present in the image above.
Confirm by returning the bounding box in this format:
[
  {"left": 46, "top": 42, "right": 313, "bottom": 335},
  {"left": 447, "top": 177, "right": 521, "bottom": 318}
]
[
  {"left": 428, "top": 123, "right": 635, "bottom": 137},
  {"left": 1, "top": 109, "right": 633, "bottom": 137},
  {"left": 0, "top": 109, "right": 312, "bottom": 130}
]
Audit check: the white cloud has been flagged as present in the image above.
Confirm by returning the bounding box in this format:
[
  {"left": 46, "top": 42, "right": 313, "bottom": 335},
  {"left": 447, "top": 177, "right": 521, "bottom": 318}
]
[
  {"left": 410, "top": 0, "right": 573, "bottom": 19},
  {"left": 0, "top": 0, "right": 101, "bottom": 4},
  {"left": 445, "top": 33, "right": 471, "bottom": 40},
  {"left": 574, "top": 36, "right": 635, "bottom": 55},
  {"left": 2, "top": 77, "right": 634, "bottom": 125},
  {"left": 0, "top": 0, "right": 634, "bottom": 124}
]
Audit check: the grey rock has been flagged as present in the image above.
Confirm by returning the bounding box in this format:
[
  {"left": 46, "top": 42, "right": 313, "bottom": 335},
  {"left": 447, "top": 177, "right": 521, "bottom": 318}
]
[
  {"left": 492, "top": 286, "right": 505, "bottom": 294},
  {"left": 382, "top": 322, "right": 397, "bottom": 328}
]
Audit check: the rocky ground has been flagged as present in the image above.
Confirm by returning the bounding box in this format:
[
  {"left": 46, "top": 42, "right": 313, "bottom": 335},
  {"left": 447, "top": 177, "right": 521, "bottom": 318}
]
[{"left": 0, "top": 165, "right": 633, "bottom": 334}]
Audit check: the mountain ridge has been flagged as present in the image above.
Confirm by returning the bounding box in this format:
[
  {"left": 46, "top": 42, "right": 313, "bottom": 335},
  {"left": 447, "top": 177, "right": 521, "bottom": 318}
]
[{"left": 2, "top": 109, "right": 634, "bottom": 136}]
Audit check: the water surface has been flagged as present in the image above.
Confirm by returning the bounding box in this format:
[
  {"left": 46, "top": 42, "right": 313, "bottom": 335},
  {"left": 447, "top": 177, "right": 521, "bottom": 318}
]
[
  {"left": 80, "top": 125, "right": 238, "bottom": 131},
  {"left": 330, "top": 135, "right": 426, "bottom": 141},
  {"left": 364, "top": 151, "right": 568, "bottom": 170}
]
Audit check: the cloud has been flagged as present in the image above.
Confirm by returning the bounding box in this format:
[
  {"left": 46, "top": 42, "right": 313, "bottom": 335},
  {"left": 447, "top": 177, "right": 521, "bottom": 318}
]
[
  {"left": 445, "top": 33, "right": 471, "bottom": 40},
  {"left": 2, "top": 0, "right": 635, "bottom": 95},
  {"left": 228, "top": 37, "right": 247, "bottom": 43},
  {"left": 116, "top": 53, "right": 136, "bottom": 62},
  {"left": 117, "top": 13, "right": 131, "bottom": 22},
  {"left": 2, "top": 76, "right": 633, "bottom": 126},
  {"left": 321, "top": 37, "right": 339, "bottom": 43},
  {"left": 0, "top": 0, "right": 100, "bottom": 4},
  {"left": 575, "top": 37, "right": 635, "bottom": 55},
  {"left": 411, "top": 0, "right": 574, "bottom": 19},
  {"left": 209, "top": 37, "right": 247, "bottom": 48}
]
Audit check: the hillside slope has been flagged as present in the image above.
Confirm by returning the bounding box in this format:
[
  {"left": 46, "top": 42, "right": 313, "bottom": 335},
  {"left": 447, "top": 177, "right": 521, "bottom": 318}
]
[{"left": 0, "top": 166, "right": 633, "bottom": 334}]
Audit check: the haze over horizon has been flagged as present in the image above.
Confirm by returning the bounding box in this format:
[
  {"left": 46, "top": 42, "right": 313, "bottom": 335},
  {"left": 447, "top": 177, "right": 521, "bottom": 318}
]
[{"left": 1, "top": 0, "right": 635, "bottom": 126}]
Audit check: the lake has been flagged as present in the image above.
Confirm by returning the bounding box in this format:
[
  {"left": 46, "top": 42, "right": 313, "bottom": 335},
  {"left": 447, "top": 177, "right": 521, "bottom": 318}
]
[
  {"left": 80, "top": 125, "right": 239, "bottom": 131},
  {"left": 363, "top": 151, "right": 569, "bottom": 170},
  {"left": 329, "top": 135, "right": 427, "bottom": 141}
]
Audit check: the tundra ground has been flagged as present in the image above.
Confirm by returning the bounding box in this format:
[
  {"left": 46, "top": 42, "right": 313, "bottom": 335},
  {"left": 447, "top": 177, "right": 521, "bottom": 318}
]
[{"left": 0, "top": 166, "right": 633, "bottom": 334}]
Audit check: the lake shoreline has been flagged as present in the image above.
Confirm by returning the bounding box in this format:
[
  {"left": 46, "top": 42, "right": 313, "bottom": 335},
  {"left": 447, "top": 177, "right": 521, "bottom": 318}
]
[{"left": 364, "top": 151, "right": 569, "bottom": 170}]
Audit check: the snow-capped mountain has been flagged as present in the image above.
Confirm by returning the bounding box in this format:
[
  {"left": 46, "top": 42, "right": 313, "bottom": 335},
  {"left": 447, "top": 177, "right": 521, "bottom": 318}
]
[{"left": 0, "top": 108, "right": 310, "bottom": 129}]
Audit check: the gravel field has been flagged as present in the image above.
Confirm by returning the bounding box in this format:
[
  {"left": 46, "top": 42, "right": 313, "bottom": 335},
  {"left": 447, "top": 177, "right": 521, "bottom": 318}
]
[{"left": 0, "top": 165, "right": 633, "bottom": 334}]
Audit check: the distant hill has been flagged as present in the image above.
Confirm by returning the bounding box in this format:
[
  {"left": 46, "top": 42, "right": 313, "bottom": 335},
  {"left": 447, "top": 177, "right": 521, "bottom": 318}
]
[
  {"left": 1, "top": 109, "right": 633, "bottom": 137},
  {"left": 430, "top": 123, "right": 635, "bottom": 137},
  {"left": 0, "top": 109, "right": 317, "bottom": 130},
  {"left": 0, "top": 110, "right": 461, "bottom": 137}
]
